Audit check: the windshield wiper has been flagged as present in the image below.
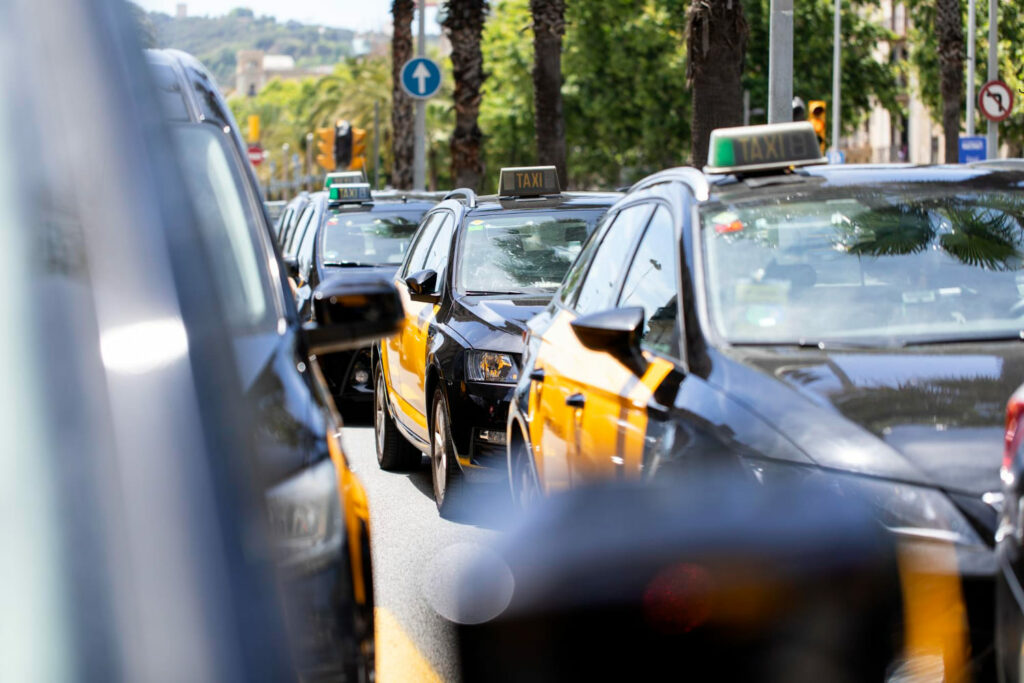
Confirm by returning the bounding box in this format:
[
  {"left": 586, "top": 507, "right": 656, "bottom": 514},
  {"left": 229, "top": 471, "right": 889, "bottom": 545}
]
[
  {"left": 730, "top": 339, "right": 897, "bottom": 350},
  {"left": 463, "top": 289, "right": 524, "bottom": 296},
  {"left": 322, "top": 260, "right": 377, "bottom": 268},
  {"left": 899, "top": 331, "right": 1024, "bottom": 347}
]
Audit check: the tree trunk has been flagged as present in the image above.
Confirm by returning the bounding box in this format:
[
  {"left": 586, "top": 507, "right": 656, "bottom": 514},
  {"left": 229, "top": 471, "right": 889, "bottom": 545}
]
[
  {"left": 443, "top": 0, "right": 489, "bottom": 190},
  {"left": 391, "top": 0, "right": 415, "bottom": 189},
  {"left": 531, "top": 0, "right": 568, "bottom": 188},
  {"left": 936, "top": 0, "right": 964, "bottom": 164},
  {"left": 687, "top": 0, "right": 748, "bottom": 168}
]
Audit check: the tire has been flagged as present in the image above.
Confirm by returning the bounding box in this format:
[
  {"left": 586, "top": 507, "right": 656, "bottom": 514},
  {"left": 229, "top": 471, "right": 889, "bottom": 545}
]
[
  {"left": 374, "top": 363, "right": 420, "bottom": 471},
  {"left": 508, "top": 423, "right": 541, "bottom": 511},
  {"left": 430, "top": 387, "right": 463, "bottom": 517}
]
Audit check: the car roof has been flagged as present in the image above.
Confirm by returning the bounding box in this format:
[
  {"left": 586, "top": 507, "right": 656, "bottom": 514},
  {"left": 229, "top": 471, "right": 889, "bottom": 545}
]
[{"left": 460, "top": 191, "right": 623, "bottom": 215}]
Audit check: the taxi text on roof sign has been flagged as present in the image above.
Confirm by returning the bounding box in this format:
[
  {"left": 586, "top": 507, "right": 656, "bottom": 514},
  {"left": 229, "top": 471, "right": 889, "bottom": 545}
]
[
  {"left": 324, "top": 170, "right": 366, "bottom": 189},
  {"left": 499, "top": 166, "right": 560, "bottom": 198},
  {"left": 329, "top": 183, "right": 372, "bottom": 203},
  {"left": 704, "top": 122, "right": 827, "bottom": 175}
]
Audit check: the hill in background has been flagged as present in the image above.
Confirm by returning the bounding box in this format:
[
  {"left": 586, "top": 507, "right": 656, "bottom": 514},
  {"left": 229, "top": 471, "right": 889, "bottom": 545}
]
[{"left": 146, "top": 7, "right": 357, "bottom": 89}]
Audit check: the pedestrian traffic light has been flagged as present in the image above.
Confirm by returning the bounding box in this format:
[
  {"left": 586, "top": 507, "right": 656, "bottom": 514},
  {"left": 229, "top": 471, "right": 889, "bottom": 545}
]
[
  {"left": 334, "top": 120, "right": 353, "bottom": 169},
  {"left": 808, "top": 100, "right": 827, "bottom": 154},
  {"left": 349, "top": 127, "right": 367, "bottom": 171},
  {"left": 315, "top": 127, "right": 336, "bottom": 171}
]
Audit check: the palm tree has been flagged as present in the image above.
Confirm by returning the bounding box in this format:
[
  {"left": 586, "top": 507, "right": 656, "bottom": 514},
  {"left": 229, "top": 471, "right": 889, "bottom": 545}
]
[
  {"left": 530, "top": 0, "right": 567, "bottom": 187},
  {"left": 686, "top": 0, "right": 748, "bottom": 168},
  {"left": 443, "top": 0, "right": 489, "bottom": 190},
  {"left": 935, "top": 0, "right": 964, "bottom": 164},
  {"left": 392, "top": 0, "right": 416, "bottom": 189}
]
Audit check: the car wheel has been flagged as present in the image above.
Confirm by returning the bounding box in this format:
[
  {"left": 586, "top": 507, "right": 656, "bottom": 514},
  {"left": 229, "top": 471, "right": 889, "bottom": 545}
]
[
  {"left": 508, "top": 424, "right": 541, "bottom": 511},
  {"left": 374, "top": 364, "right": 420, "bottom": 471},
  {"left": 431, "top": 387, "right": 463, "bottom": 516}
]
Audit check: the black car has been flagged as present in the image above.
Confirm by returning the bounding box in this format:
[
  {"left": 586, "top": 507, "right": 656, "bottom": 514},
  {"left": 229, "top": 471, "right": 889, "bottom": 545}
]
[
  {"left": 275, "top": 191, "right": 311, "bottom": 241},
  {"left": 373, "top": 167, "right": 620, "bottom": 514},
  {"left": 285, "top": 184, "right": 440, "bottom": 407},
  {"left": 508, "top": 124, "right": 1024, "bottom": 678},
  {"left": 147, "top": 48, "right": 396, "bottom": 681},
  {"left": 997, "top": 385, "right": 1024, "bottom": 681}
]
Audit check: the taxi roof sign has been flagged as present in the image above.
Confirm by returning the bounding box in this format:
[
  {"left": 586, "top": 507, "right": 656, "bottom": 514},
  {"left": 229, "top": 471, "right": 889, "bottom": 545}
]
[
  {"left": 499, "top": 166, "right": 560, "bottom": 198},
  {"left": 704, "top": 122, "right": 827, "bottom": 175},
  {"left": 324, "top": 170, "right": 366, "bottom": 189},
  {"left": 329, "top": 182, "right": 372, "bottom": 203}
]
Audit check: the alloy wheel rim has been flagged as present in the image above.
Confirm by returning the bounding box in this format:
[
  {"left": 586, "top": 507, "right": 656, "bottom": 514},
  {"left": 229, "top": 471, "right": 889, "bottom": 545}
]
[{"left": 433, "top": 402, "right": 447, "bottom": 502}]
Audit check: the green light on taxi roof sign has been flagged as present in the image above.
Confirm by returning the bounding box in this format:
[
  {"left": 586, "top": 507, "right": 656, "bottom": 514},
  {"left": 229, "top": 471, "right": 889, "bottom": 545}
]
[
  {"left": 329, "top": 183, "right": 372, "bottom": 203},
  {"left": 499, "top": 166, "right": 560, "bottom": 198},
  {"left": 705, "top": 122, "right": 826, "bottom": 175},
  {"left": 324, "top": 171, "right": 366, "bottom": 189}
]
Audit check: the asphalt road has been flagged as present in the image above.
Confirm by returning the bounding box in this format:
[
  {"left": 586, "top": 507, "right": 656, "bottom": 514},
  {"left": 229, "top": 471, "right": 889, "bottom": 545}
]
[{"left": 340, "top": 414, "right": 517, "bottom": 683}]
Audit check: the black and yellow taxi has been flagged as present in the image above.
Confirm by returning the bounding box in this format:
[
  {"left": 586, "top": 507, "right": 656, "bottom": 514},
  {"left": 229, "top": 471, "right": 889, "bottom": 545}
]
[
  {"left": 285, "top": 179, "right": 439, "bottom": 406},
  {"left": 508, "top": 123, "right": 1024, "bottom": 673},
  {"left": 373, "top": 167, "right": 619, "bottom": 514}
]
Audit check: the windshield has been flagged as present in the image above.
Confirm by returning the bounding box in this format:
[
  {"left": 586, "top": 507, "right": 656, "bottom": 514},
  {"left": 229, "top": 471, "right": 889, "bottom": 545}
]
[
  {"left": 702, "top": 187, "right": 1024, "bottom": 346},
  {"left": 455, "top": 209, "right": 603, "bottom": 294},
  {"left": 321, "top": 209, "right": 421, "bottom": 267}
]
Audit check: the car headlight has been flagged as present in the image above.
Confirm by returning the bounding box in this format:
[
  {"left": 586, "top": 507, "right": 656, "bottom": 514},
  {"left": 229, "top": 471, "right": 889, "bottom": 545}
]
[
  {"left": 466, "top": 350, "right": 519, "bottom": 384},
  {"left": 837, "top": 475, "right": 985, "bottom": 549},
  {"left": 266, "top": 457, "right": 343, "bottom": 573}
]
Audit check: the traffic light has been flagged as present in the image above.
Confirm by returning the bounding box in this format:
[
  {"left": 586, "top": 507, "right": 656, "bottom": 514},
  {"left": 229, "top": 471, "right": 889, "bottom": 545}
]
[
  {"left": 808, "top": 100, "right": 827, "bottom": 154},
  {"left": 315, "top": 127, "right": 336, "bottom": 171},
  {"left": 334, "top": 120, "right": 353, "bottom": 169},
  {"left": 247, "top": 114, "right": 260, "bottom": 144},
  {"left": 349, "top": 127, "right": 367, "bottom": 171}
]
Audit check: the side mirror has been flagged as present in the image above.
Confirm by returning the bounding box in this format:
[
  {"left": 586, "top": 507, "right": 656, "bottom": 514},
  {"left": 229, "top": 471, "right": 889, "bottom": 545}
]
[
  {"left": 405, "top": 269, "right": 440, "bottom": 303},
  {"left": 302, "top": 274, "right": 403, "bottom": 356},
  {"left": 570, "top": 306, "right": 648, "bottom": 376},
  {"left": 283, "top": 256, "right": 300, "bottom": 281}
]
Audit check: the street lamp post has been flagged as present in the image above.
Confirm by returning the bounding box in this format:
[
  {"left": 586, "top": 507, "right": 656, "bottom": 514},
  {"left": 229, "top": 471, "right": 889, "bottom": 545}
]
[{"left": 305, "top": 132, "right": 314, "bottom": 191}]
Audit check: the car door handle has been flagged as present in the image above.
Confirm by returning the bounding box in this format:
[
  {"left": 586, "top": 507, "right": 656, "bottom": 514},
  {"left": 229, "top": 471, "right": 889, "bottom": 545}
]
[
  {"left": 566, "top": 393, "right": 585, "bottom": 409},
  {"left": 529, "top": 368, "right": 545, "bottom": 382}
]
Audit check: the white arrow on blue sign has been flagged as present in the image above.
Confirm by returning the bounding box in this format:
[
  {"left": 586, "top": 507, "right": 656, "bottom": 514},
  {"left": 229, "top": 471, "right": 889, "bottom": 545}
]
[{"left": 401, "top": 57, "right": 442, "bottom": 99}]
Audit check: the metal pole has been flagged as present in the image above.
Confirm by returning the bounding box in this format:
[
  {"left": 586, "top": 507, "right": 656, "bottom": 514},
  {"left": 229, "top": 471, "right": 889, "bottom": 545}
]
[
  {"left": 305, "top": 132, "right": 314, "bottom": 191},
  {"left": 767, "top": 0, "right": 794, "bottom": 123},
  {"left": 966, "top": 0, "right": 976, "bottom": 137},
  {"left": 373, "top": 100, "right": 381, "bottom": 190},
  {"left": 986, "top": 0, "right": 997, "bottom": 158},
  {"left": 413, "top": 0, "right": 427, "bottom": 190},
  {"left": 743, "top": 90, "right": 750, "bottom": 126},
  {"left": 831, "top": 0, "right": 841, "bottom": 152}
]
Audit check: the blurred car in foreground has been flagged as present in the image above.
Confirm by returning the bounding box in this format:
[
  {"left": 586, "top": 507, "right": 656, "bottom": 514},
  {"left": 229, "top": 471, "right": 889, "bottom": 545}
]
[
  {"left": 2, "top": 0, "right": 294, "bottom": 677},
  {"left": 147, "top": 47, "right": 400, "bottom": 680},
  {"left": 509, "top": 123, "right": 1024, "bottom": 675},
  {"left": 454, "top": 478, "right": 968, "bottom": 682},
  {"left": 374, "top": 168, "right": 620, "bottom": 514},
  {"left": 997, "top": 385, "right": 1024, "bottom": 681}
]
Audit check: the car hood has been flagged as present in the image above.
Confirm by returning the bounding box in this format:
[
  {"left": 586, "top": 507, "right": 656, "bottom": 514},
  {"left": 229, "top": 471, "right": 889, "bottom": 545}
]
[
  {"left": 322, "top": 264, "right": 398, "bottom": 281},
  {"left": 715, "top": 344, "right": 1024, "bottom": 496},
  {"left": 450, "top": 295, "right": 550, "bottom": 354}
]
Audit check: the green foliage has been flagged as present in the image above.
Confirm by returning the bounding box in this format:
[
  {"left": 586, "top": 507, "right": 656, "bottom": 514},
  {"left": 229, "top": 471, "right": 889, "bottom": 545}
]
[
  {"left": 147, "top": 9, "right": 356, "bottom": 88},
  {"left": 743, "top": 0, "right": 902, "bottom": 137}
]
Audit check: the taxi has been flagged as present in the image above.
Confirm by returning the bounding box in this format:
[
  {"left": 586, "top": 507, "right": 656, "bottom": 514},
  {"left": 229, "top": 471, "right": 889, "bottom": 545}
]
[
  {"left": 287, "top": 179, "right": 439, "bottom": 406},
  {"left": 508, "top": 123, "right": 1024, "bottom": 672},
  {"left": 373, "top": 167, "right": 619, "bottom": 514}
]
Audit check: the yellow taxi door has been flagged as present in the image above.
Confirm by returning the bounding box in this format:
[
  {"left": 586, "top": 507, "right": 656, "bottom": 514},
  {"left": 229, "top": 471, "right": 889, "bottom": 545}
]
[
  {"left": 575, "top": 205, "right": 681, "bottom": 481},
  {"left": 529, "top": 203, "right": 656, "bottom": 487}
]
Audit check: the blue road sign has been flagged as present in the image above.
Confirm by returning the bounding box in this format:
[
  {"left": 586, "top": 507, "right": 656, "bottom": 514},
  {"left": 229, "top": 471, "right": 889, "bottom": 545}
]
[
  {"left": 958, "top": 136, "right": 987, "bottom": 163},
  {"left": 401, "top": 58, "right": 442, "bottom": 99},
  {"left": 826, "top": 149, "right": 845, "bottom": 164}
]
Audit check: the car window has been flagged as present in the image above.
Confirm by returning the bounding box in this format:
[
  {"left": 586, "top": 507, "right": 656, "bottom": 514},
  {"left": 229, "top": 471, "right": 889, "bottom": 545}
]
[
  {"left": 558, "top": 210, "right": 615, "bottom": 306},
  {"left": 421, "top": 213, "right": 456, "bottom": 294},
  {"left": 573, "top": 203, "right": 654, "bottom": 315},
  {"left": 147, "top": 61, "right": 190, "bottom": 122},
  {"left": 321, "top": 209, "right": 421, "bottom": 267},
  {"left": 285, "top": 204, "right": 315, "bottom": 258},
  {"left": 617, "top": 205, "right": 679, "bottom": 357},
  {"left": 172, "top": 125, "right": 275, "bottom": 332},
  {"left": 276, "top": 207, "right": 293, "bottom": 239},
  {"left": 296, "top": 204, "right": 321, "bottom": 281},
  {"left": 402, "top": 212, "right": 444, "bottom": 277}
]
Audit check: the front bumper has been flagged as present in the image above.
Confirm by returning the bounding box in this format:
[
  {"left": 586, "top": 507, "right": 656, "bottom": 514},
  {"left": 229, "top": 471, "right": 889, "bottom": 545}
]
[{"left": 447, "top": 380, "right": 514, "bottom": 480}]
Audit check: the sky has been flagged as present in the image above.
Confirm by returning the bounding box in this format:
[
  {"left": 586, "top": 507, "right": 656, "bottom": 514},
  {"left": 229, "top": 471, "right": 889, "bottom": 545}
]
[{"left": 133, "top": 0, "right": 441, "bottom": 34}]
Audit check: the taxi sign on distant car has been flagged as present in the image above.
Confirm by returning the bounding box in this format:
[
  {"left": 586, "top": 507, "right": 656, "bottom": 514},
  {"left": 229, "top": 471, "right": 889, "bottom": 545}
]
[
  {"left": 704, "top": 122, "right": 827, "bottom": 175},
  {"left": 498, "top": 165, "right": 560, "bottom": 198},
  {"left": 325, "top": 170, "right": 367, "bottom": 189},
  {"left": 329, "top": 182, "right": 372, "bottom": 203}
]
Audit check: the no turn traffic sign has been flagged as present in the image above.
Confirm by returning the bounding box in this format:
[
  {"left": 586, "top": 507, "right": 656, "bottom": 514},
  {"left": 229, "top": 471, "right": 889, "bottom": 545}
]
[
  {"left": 979, "top": 80, "right": 1014, "bottom": 123},
  {"left": 248, "top": 144, "right": 264, "bottom": 167}
]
